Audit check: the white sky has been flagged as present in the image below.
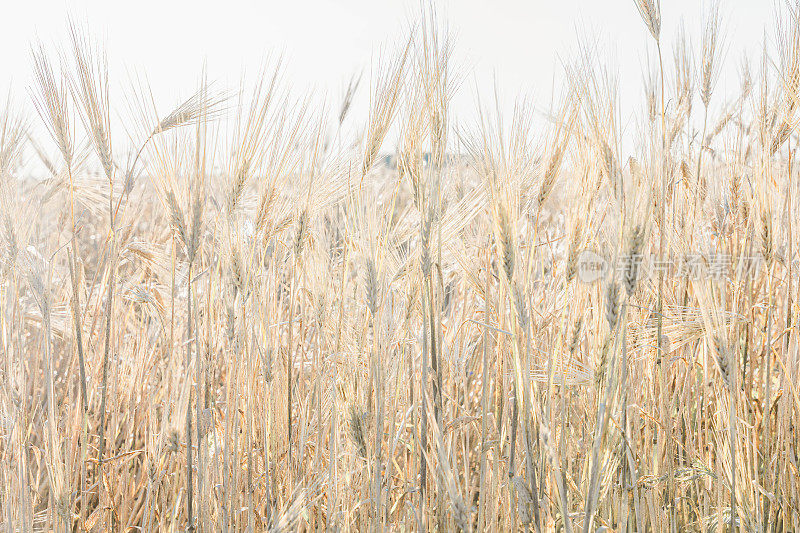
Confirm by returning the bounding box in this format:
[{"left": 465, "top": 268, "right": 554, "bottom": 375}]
[{"left": 0, "top": 0, "right": 779, "bottom": 153}]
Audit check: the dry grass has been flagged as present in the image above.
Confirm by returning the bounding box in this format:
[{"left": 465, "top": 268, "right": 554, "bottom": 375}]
[{"left": 1, "top": 3, "right": 800, "bottom": 532}]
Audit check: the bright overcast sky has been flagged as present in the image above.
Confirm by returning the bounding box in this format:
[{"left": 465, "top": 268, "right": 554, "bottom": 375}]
[{"left": 0, "top": 0, "right": 779, "bottom": 148}]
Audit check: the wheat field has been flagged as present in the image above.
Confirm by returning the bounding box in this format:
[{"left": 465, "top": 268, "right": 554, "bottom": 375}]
[{"left": 1, "top": 1, "right": 799, "bottom": 531}]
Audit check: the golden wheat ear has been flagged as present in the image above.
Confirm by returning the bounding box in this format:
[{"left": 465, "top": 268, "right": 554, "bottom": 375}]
[
  {"left": 633, "top": 0, "right": 661, "bottom": 41},
  {"left": 30, "top": 42, "right": 73, "bottom": 168},
  {"left": 154, "top": 84, "right": 228, "bottom": 135},
  {"left": 68, "top": 22, "right": 114, "bottom": 182},
  {"left": 0, "top": 103, "right": 27, "bottom": 177}
]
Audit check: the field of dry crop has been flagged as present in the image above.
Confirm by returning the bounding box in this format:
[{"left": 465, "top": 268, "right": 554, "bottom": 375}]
[{"left": 1, "top": 1, "right": 799, "bottom": 531}]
